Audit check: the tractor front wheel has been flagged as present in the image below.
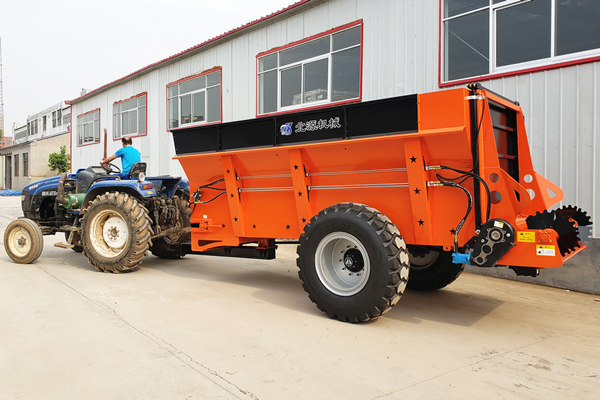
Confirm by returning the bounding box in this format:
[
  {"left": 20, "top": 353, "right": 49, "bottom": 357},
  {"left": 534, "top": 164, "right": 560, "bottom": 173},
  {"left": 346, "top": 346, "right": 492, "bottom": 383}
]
[
  {"left": 4, "top": 218, "right": 44, "bottom": 264},
  {"left": 81, "top": 192, "right": 151, "bottom": 273}
]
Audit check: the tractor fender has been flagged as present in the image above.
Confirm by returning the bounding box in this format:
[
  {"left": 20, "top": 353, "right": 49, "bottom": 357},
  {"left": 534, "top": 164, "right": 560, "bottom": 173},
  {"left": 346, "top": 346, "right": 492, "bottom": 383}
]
[{"left": 81, "top": 180, "right": 157, "bottom": 211}]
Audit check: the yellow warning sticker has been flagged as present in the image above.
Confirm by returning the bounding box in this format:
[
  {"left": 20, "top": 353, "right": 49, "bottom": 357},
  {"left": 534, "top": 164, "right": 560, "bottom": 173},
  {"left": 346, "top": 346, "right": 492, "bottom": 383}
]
[
  {"left": 536, "top": 245, "right": 555, "bottom": 256},
  {"left": 517, "top": 231, "right": 535, "bottom": 243},
  {"left": 147, "top": 190, "right": 153, "bottom": 194}
]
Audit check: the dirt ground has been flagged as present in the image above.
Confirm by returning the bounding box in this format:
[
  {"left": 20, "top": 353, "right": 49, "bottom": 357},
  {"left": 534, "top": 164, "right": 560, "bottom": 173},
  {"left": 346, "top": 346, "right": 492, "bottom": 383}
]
[{"left": 1, "top": 196, "right": 599, "bottom": 399}]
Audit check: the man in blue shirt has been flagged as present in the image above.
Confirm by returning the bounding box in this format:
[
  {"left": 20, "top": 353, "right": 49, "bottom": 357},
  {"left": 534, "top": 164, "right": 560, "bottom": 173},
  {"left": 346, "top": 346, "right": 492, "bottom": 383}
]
[{"left": 101, "top": 136, "right": 141, "bottom": 179}]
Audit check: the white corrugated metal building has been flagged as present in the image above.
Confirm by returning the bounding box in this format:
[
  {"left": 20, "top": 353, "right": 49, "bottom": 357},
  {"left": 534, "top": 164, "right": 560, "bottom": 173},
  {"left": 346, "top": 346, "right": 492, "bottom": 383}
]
[{"left": 68, "top": 0, "right": 599, "bottom": 287}]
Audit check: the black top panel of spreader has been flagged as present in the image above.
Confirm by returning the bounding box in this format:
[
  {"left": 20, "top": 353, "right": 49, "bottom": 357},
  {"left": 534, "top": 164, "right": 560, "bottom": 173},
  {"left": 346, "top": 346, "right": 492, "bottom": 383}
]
[{"left": 172, "top": 94, "right": 418, "bottom": 155}]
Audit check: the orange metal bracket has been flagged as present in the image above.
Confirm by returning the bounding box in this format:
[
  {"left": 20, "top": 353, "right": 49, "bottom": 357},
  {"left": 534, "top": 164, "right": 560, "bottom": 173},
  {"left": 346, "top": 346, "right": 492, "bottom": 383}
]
[{"left": 288, "top": 149, "right": 313, "bottom": 230}]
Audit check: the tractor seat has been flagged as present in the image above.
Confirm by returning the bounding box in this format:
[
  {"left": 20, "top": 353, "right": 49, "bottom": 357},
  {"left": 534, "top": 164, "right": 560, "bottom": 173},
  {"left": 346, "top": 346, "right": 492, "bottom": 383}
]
[{"left": 129, "top": 162, "right": 147, "bottom": 179}]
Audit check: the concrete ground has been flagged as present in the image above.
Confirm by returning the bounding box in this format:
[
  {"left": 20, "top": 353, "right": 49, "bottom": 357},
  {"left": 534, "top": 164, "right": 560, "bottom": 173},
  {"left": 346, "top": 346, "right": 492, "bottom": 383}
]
[{"left": 1, "top": 195, "right": 599, "bottom": 400}]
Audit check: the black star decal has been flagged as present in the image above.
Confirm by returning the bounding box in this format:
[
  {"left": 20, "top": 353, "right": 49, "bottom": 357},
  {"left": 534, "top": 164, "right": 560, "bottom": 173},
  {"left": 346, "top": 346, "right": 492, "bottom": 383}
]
[
  {"left": 222, "top": 224, "right": 226, "bottom": 228},
  {"left": 253, "top": 224, "right": 257, "bottom": 229},
  {"left": 286, "top": 224, "right": 290, "bottom": 230},
  {"left": 450, "top": 228, "right": 456, "bottom": 235},
  {"left": 302, "top": 218, "right": 306, "bottom": 223},
  {"left": 226, "top": 169, "right": 230, "bottom": 174},
  {"left": 298, "top": 192, "right": 303, "bottom": 197},
  {"left": 414, "top": 188, "right": 421, "bottom": 195},
  {"left": 234, "top": 217, "right": 238, "bottom": 222},
  {"left": 410, "top": 156, "right": 417, "bottom": 163},
  {"left": 294, "top": 165, "right": 299, "bottom": 170},
  {"left": 418, "top": 219, "right": 425, "bottom": 226},
  {"left": 231, "top": 193, "right": 234, "bottom": 198}
]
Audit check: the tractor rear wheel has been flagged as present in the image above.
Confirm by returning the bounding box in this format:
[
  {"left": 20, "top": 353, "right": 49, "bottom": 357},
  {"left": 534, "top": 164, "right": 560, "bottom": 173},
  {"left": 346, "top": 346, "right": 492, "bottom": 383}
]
[
  {"left": 297, "top": 203, "right": 410, "bottom": 323},
  {"left": 406, "top": 247, "right": 464, "bottom": 291},
  {"left": 81, "top": 192, "right": 151, "bottom": 273},
  {"left": 4, "top": 218, "right": 44, "bottom": 264}
]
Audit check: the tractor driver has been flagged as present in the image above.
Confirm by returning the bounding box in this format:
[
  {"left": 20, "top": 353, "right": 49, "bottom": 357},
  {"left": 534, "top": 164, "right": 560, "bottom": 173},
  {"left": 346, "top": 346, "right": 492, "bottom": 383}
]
[{"left": 101, "top": 136, "right": 141, "bottom": 179}]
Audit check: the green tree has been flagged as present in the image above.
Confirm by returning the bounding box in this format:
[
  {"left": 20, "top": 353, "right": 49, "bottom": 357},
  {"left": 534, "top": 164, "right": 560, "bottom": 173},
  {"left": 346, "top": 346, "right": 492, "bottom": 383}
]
[
  {"left": 48, "top": 145, "right": 71, "bottom": 174},
  {"left": 0, "top": 128, "right": 3, "bottom": 139}
]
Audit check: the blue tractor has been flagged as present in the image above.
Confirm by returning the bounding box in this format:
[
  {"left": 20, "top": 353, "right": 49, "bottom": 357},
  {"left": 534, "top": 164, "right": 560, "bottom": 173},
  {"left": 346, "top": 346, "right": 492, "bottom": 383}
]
[{"left": 4, "top": 162, "right": 191, "bottom": 272}]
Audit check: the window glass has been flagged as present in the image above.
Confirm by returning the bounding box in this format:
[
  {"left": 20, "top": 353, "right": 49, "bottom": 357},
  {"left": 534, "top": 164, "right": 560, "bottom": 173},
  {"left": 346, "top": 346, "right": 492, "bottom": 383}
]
[
  {"left": 129, "top": 110, "right": 137, "bottom": 134},
  {"left": 169, "top": 98, "right": 179, "bottom": 129},
  {"left": 445, "top": 0, "right": 489, "bottom": 18},
  {"left": 259, "top": 70, "right": 278, "bottom": 114},
  {"left": 121, "top": 113, "right": 129, "bottom": 136},
  {"left": 180, "top": 76, "right": 205, "bottom": 94},
  {"left": 281, "top": 66, "right": 302, "bottom": 107},
  {"left": 207, "top": 72, "right": 220, "bottom": 87},
  {"left": 332, "top": 26, "right": 361, "bottom": 51},
  {"left": 303, "top": 58, "right": 328, "bottom": 103},
  {"left": 181, "top": 94, "right": 192, "bottom": 124},
  {"left": 332, "top": 46, "right": 361, "bottom": 101},
  {"left": 121, "top": 98, "right": 137, "bottom": 112},
  {"left": 139, "top": 107, "right": 146, "bottom": 134},
  {"left": 138, "top": 95, "right": 146, "bottom": 107},
  {"left": 83, "top": 112, "right": 94, "bottom": 123},
  {"left": 192, "top": 92, "right": 206, "bottom": 122},
  {"left": 280, "top": 37, "right": 330, "bottom": 66},
  {"left": 496, "top": 1, "right": 551, "bottom": 67},
  {"left": 114, "top": 114, "right": 121, "bottom": 137},
  {"left": 207, "top": 86, "right": 221, "bottom": 123},
  {"left": 168, "top": 85, "right": 178, "bottom": 98},
  {"left": 445, "top": 10, "right": 489, "bottom": 81},
  {"left": 556, "top": 0, "right": 600, "bottom": 56},
  {"left": 94, "top": 119, "right": 99, "bottom": 141},
  {"left": 259, "top": 53, "right": 278, "bottom": 72}
]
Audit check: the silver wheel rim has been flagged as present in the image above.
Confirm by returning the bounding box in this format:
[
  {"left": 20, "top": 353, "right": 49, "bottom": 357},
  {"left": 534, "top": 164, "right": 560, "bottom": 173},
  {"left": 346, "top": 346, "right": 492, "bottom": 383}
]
[
  {"left": 315, "top": 232, "right": 370, "bottom": 296},
  {"left": 408, "top": 250, "right": 439, "bottom": 271},
  {"left": 7, "top": 227, "right": 33, "bottom": 257},
  {"left": 90, "top": 210, "right": 129, "bottom": 258}
]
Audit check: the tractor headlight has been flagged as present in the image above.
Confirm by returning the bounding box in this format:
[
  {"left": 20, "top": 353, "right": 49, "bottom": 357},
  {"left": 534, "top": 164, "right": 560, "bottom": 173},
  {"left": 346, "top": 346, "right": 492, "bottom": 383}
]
[{"left": 138, "top": 172, "right": 146, "bottom": 182}]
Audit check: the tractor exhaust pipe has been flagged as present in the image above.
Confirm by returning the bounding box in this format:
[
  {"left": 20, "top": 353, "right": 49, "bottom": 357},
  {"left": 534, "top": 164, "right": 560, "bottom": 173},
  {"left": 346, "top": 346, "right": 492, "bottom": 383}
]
[{"left": 56, "top": 173, "right": 68, "bottom": 205}]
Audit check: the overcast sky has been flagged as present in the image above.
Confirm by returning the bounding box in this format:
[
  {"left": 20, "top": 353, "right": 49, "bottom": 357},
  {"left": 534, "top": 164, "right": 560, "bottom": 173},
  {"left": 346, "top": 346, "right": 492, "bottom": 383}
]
[{"left": 0, "top": 0, "right": 297, "bottom": 133}]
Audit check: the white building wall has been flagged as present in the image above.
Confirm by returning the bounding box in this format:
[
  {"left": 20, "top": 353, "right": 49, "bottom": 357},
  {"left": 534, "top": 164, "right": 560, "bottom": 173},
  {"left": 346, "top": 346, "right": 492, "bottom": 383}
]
[{"left": 70, "top": 0, "right": 599, "bottom": 237}]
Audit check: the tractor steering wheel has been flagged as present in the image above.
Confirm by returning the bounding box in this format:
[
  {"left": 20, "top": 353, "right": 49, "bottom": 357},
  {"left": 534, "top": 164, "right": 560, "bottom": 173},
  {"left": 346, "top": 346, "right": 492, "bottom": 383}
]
[{"left": 101, "top": 162, "right": 122, "bottom": 174}]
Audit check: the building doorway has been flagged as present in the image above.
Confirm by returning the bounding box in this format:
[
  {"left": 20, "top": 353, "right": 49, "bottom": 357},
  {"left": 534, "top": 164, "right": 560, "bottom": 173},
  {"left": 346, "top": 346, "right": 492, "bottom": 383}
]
[{"left": 5, "top": 155, "right": 12, "bottom": 189}]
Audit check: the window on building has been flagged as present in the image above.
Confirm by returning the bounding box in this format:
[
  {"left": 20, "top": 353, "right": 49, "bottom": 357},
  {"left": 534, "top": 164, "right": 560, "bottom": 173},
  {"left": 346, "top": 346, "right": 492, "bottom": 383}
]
[
  {"left": 27, "top": 119, "right": 38, "bottom": 136},
  {"left": 7, "top": 141, "right": 11, "bottom": 145},
  {"left": 442, "top": 0, "right": 600, "bottom": 83},
  {"left": 257, "top": 23, "right": 362, "bottom": 115},
  {"left": 52, "top": 109, "right": 62, "bottom": 128},
  {"left": 63, "top": 111, "right": 70, "bottom": 125},
  {"left": 77, "top": 109, "right": 100, "bottom": 146},
  {"left": 113, "top": 94, "right": 147, "bottom": 139},
  {"left": 43, "top": 115, "right": 47, "bottom": 131},
  {"left": 23, "top": 153, "right": 28, "bottom": 177},
  {"left": 14, "top": 154, "right": 19, "bottom": 177},
  {"left": 167, "top": 70, "right": 221, "bottom": 129}
]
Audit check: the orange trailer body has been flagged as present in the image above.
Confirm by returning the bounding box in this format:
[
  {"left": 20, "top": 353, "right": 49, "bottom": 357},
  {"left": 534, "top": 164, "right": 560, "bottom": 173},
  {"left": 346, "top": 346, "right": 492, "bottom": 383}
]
[{"left": 174, "top": 87, "right": 586, "bottom": 269}]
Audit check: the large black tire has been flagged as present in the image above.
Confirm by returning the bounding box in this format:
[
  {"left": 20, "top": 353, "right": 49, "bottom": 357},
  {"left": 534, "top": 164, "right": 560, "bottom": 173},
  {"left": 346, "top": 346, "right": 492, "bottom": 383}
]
[
  {"left": 297, "top": 203, "right": 410, "bottom": 323},
  {"left": 81, "top": 192, "right": 151, "bottom": 273},
  {"left": 406, "top": 246, "right": 464, "bottom": 291},
  {"left": 150, "top": 190, "right": 190, "bottom": 259},
  {"left": 4, "top": 218, "right": 44, "bottom": 264}
]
